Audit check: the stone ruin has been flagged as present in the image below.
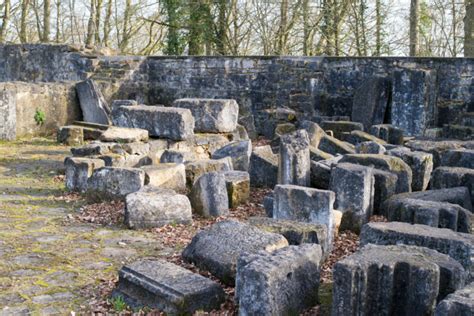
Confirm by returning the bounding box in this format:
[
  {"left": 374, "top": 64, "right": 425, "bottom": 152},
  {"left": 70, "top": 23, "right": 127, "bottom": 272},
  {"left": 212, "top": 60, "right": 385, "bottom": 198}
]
[{"left": 0, "top": 44, "right": 473, "bottom": 314}]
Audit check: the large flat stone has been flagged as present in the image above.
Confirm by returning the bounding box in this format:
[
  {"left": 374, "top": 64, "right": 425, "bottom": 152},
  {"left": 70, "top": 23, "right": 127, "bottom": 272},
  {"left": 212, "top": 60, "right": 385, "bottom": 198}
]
[
  {"left": 99, "top": 126, "right": 149, "bottom": 143},
  {"left": 112, "top": 105, "right": 195, "bottom": 140},
  {"left": 249, "top": 145, "right": 279, "bottom": 188},
  {"left": 298, "top": 120, "right": 326, "bottom": 148},
  {"left": 440, "top": 149, "right": 474, "bottom": 169},
  {"left": 141, "top": 164, "right": 186, "bottom": 192},
  {"left": 320, "top": 121, "right": 364, "bottom": 139},
  {"left": 113, "top": 260, "right": 225, "bottom": 314},
  {"left": 435, "top": 282, "right": 474, "bottom": 316},
  {"left": 236, "top": 244, "right": 322, "bottom": 315},
  {"left": 64, "top": 157, "right": 105, "bottom": 192},
  {"left": 125, "top": 186, "right": 192, "bottom": 228},
  {"left": 388, "top": 149, "right": 434, "bottom": 191},
  {"left": 173, "top": 98, "right": 239, "bottom": 133},
  {"left": 211, "top": 140, "right": 251, "bottom": 171},
  {"left": 86, "top": 167, "right": 145, "bottom": 201},
  {"left": 76, "top": 79, "right": 111, "bottom": 125},
  {"left": 182, "top": 220, "right": 288, "bottom": 285},
  {"left": 190, "top": 172, "right": 229, "bottom": 218},
  {"left": 431, "top": 167, "right": 474, "bottom": 203},
  {"left": 184, "top": 157, "right": 232, "bottom": 187},
  {"left": 318, "top": 134, "right": 355, "bottom": 155}
]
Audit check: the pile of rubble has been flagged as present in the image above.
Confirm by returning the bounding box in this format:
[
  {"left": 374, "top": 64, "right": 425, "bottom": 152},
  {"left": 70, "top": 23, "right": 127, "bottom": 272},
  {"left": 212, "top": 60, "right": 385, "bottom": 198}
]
[{"left": 59, "top": 79, "right": 473, "bottom": 315}]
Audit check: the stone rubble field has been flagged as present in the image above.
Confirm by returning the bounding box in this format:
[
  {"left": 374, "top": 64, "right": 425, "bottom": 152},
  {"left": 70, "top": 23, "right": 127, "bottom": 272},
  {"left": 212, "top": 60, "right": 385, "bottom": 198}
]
[{"left": 2, "top": 78, "right": 474, "bottom": 315}]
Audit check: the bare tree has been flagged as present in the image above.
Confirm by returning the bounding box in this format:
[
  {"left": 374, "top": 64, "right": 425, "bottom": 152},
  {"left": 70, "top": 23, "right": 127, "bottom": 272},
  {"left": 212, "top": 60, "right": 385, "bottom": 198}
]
[
  {"left": 409, "top": 0, "right": 419, "bottom": 56},
  {"left": 20, "top": 0, "right": 30, "bottom": 43},
  {"left": 0, "top": 0, "right": 11, "bottom": 42},
  {"left": 466, "top": 0, "right": 474, "bottom": 56},
  {"left": 42, "top": 0, "right": 51, "bottom": 42},
  {"left": 85, "top": 0, "right": 96, "bottom": 48}
]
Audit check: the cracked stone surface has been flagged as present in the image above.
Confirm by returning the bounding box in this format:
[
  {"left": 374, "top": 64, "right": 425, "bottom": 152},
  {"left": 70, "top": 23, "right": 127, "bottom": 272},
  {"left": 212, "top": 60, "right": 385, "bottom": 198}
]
[{"left": 0, "top": 139, "right": 164, "bottom": 314}]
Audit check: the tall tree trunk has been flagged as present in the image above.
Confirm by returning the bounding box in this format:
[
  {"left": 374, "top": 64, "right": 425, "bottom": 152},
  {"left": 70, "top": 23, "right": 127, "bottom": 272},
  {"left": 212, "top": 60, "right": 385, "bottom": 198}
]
[
  {"left": 359, "top": 0, "right": 367, "bottom": 56},
  {"left": 55, "top": 0, "right": 60, "bottom": 42},
  {"left": 20, "top": 0, "right": 30, "bottom": 43},
  {"left": 85, "top": 0, "right": 96, "bottom": 48},
  {"left": 95, "top": 0, "right": 103, "bottom": 44},
  {"left": 119, "top": 0, "right": 131, "bottom": 52},
  {"left": 0, "top": 0, "right": 11, "bottom": 43},
  {"left": 302, "top": 0, "right": 309, "bottom": 55},
  {"left": 276, "top": 0, "right": 288, "bottom": 55},
  {"left": 103, "top": 0, "right": 112, "bottom": 46},
  {"left": 465, "top": 0, "right": 474, "bottom": 57},
  {"left": 188, "top": 0, "right": 209, "bottom": 55},
  {"left": 322, "top": 0, "right": 334, "bottom": 55},
  {"left": 375, "top": 0, "right": 382, "bottom": 56},
  {"left": 215, "top": 0, "right": 227, "bottom": 55},
  {"left": 42, "top": 0, "right": 51, "bottom": 42},
  {"left": 164, "top": 0, "right": 181, "bottom": 55},
  {"left": 409, "top": 0, "right": 419, "bottom": 56}
]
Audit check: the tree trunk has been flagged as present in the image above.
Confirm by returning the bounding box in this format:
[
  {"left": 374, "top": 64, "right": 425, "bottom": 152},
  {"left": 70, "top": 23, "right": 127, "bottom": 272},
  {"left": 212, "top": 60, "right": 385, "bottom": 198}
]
[
  {"left": 42, "top": 0, "right": 51, "bottom": 42},
  {"left": 119, "top": 0, "right": 131, "bottom": 52},
  {"left": 302, "top": 0, "right": 309, "bottom": 55},
  {"left": 85, "top": 0, "right": 96, "bottom": 48},
  {"left": 375, "top": 0, "right": 382, "bottom": 56},
  {"left": 20, "top": 0, "right": 30, "bottom": 43},
  {"left": 465, "top": 0, "right": 474, "bottom": 57},
  {"left": 276, "top": 0, "right": 288, "bottom": 55},
  {"left": 0, "top": 0, "right": 11, "bottom": 43},
  {"left": 55, "top": 0, "right": 60, "bottom": 42},
  {"left": 215, "top": 0, "right": 227, "bottom": 55},
  {"left": 95, "top": 0, "right": 103, "bottom": 44},
  {"left": 409, "top": 0, "right": 419, "bottom": 56},
  {"left": 188, "top": 0, "right": 208, "bottom": 55},
  {"left": 103, "top": 0, "right": 112, "bottom": 46},
  {"left": 164, "top": 0, "right": 181, "bottom": 55}
]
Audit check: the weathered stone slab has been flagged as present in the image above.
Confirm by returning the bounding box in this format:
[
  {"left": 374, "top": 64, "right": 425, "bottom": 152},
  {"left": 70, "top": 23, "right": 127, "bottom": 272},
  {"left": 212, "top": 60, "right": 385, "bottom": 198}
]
[
  {"left": 99, "top": 126, "right": 149, "bottom": 143},
  {"left": 273, "top": 184, "right": 335, "bottom": 243},
  {"left": 249, "top": 145, "right": 278, "bottom": 188},
  {"left": 264, "top": 194, "right": 274, "bottom": 217},
  {"left": 278, "top": 130, "right": 311, "bottom": 186},
  {"left": 332, "top": 244, "right": 466, "bottom": 316},
  {"left": 389, "top": 187, "right": 473, "bottom": 212},
  {"left": 435, "top": 282, "right": 474, "bottom": 316},
  {"left": 440, "top": 149, "right": 474, "bottom": 169},
  {"left": 247, "top": 216, "right": 328, "bottom": 255},
  {"left": 160, "top": 150, "right": 195, "bottom": 164},
  {"left": 76, "top": 79, "right": 111, "bottom": 125},
  {"left": 122, "top": 142, "right": 150, "bottom": 155},
  {"left": 388, "top": 149, "right": 433, "bottom": 191},
  {"left": 298, "top": 120, "right": 326, "bottom": 148},
  {"left": 391, "top": 68, "right": 437, "bottom": 136},
  {"left": 405, "top": 139, "right": 464, "bottom": 168},
  {"left": 182, "top": 220, "right": 288, "bottom": 284},
  {"left": 190, "top": 172, "right": 229, "bottom": 218},
  {"left": 382, "top": 197, "right": 472, "bottom": 233},
  {"left": 340, "top": 154, "right": 413, "bottom": 193},
  {"left": 113, "top": 260, "right": 225, "bottom": 314},
  {"left": 112, "top": 105, "right": 195, "bottom": 140},
  {"left": 318, "top": 134, "right": 355, "bottom": 155},
  {"left": 98, "top": 153, "right": 151, "bottom": 168},
  {"left": 86, "top": 167, "right": 145, "bottom": 201},
  {"left": 223, "top": 171, "right": 250, "bottom": 208},
  {"left": 71, "top": 141, "right": 114, "bottom": 157},
  {"left": 57, "top": 126, "right": 84, "bottom": 146},
  {"left": 356, "top": 141, "right": 386, "bottom": 154},
  {"left": 321, "top": 121, "right": 364, "bottom": 139},
  {"left": 236, "top": 244, "right": 322, "bottom": 315},
  {"left": 184, "top": 157, "right": 232, "bottom": 187},
  {"left": 141, "top": 164, "right": 186, "bottom": 192},
  {"left": 310, "top": 160, "right": 332, "bottom": 190},
  {"left": 352, "top": 76, "right": 391, "bottom": 130},
  {"left": 372, "top": 169, "right": 399, "bottom": 214},
  {"left": 343, "top": 130, "right": 387, "bottom": 145},
  {"left": 370, "top": 124, "right": 404, "bottom": 145},
  {"left": 431, "top": 167, "right": 474, "bottom": 203},
  {"left": 309, "top": 146, "right": 334, "bottom": 161},
  {"left": 212, "top": 140, "right": 251, "bottom": 171},
  {"left": 64, "top": 157, "right": 105, "bottom": 192},
  {"left": 125, "top": 186, "right": 192, "bottom": 229},
  {"left": 330, "top": 163, "right": 375, "bottom": 232},
  {"left": 110, "top": 99, "right": 137, "bottom": 109},
  {"left": 173, "top": 98, "right": 239, "bottom": 133},
  {"left": 360, "top": 222, "right": 474, "bottom": 278}
]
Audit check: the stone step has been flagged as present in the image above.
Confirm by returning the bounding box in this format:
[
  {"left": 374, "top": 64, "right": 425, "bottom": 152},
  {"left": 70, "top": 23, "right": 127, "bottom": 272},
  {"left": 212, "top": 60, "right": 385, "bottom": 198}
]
[{"left": 443, "top": 124, "right": 474, "bottom": 140}]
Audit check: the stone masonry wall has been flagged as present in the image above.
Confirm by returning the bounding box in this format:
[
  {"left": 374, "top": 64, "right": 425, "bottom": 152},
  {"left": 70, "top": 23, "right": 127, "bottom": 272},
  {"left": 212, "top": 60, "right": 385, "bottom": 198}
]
[{"left": 0, "top": 44, "right": 473, "bottom": 138}]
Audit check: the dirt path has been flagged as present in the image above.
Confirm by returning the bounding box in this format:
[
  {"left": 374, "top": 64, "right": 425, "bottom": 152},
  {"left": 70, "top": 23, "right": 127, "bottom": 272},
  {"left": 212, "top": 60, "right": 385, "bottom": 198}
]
[{"left": 0, "top": 139, "right": 160, "bottom": 315}]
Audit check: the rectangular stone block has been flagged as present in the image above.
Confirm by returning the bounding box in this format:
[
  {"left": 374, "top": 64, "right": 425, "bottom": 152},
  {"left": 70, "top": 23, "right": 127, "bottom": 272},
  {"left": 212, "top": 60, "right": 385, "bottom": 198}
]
[
  {"left": 64, "top": 157, "right": 105, "bottom": 192},
  {"left": 249, "top": 145, "right": 279, "bottom": 188},
  {"left": 236, "top": 244, "right": 322, "bottom": 315},
  {"left": 431, "top": 167, "right": 474, "bottom": 203},
  {"left": 278, "top": 130, "right": 311, "bottom": 186},
  {"left": 390, "top": 187, "right": 472, "bottom": 212},
  {"left": 112, "top": 105, "right": 194, "bottom": 140},
  {"left": 184, "top": 157, "right": 233, "bottom": 187},
  {"left": 76, "top": 79, "right": 111, "bottom": 125},
  {"left": 86, "top": 167, "right": 145, "bottom": 201},
  {"left": 388, "top": 149, "right": 434, "bottom": 191},
  {"left": 370, "top": 124, "right": 404, "bottom": 145},
  {"left": 320, "top": 121, "right": 364, "bottom": 140},
  {"left": 173, "top": 98, "right": 239, "bottom": 133},
  {"left": 113, "top": 260, "right": 225, "bottom": 314},
  {"left": 435, "top": 282, "right": 474, "bottom": 316}
]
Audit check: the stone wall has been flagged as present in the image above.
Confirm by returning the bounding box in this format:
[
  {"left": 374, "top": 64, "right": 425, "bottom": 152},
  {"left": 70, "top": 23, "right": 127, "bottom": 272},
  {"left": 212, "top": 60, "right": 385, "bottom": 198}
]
[{"left": 0, "top": 44, "right": 473, "bottom": 138}]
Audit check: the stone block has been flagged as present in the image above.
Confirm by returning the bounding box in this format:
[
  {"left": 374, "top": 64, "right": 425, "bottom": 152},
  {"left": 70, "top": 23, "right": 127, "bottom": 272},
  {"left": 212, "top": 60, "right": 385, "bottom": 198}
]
[
  {"left": 99, "top": 126, "right": 149, "bottom": 143},
  {"left": 113, "top": 260, "right": 225, "bottom": 314},
  {"left": 182, "top": 220, "right": 288, "bottom": 285},
  {"left": 86, "top": 167, "right": 145, "bottom": 201},
  {"left": 112, "top": 105, "right": 194, "bottom": 140},
  {"left": 278, "top": 130, "right": 311, "bottom": 186},
  {"left": 332, "top": 244, "right": 467, "bottom": 316},
  {"left": 110, "top": 99, "right": 137, "bottom": 109},
  {"left": 431, "top": 167, "right": 474, "bottom": 203},
  {"left": 173, "top": 98, "right": 239, "bottom": 133},
  {"left": 249, "top": 145, "right": 278, "bottom": 188},
  {"left": 356, "top": 141, "right": 386, "bottom": 154},
  {"left": 330, "top": 163, "right": 375, "bottom": 232},
  {"left": 76, "top": 79, "right": 111, "bottom": 125},
  {"left": 190, "top": 172, "right": 229, "bottom": 218},
  {"left": 340, "top": 154, "right": 413, "bottom": 193},
  {"left": 122, "top": 142, "right": 150, "bottom": 155},
  {"left": 351, "top": 76, "right": 391, "bottom": 130},
  {"left": 160, "top": 150, "right": 195, "bottom": 164},
  {"left": 440, "top": 149, "right": 474, "bottom": 169},
  {"left": 223, "top": 171, "right": 250, "bottom": 208},
  {"left": 298, "top": 120, "right": 326, "bottom": 148},
  {"left": 125, "top": 186, "right": 192, "bottom": 229},
  {"left": 57, "top": 126, "right": 84, "bottom": 146},
  {"left": 71, "top": 141, "right": 114, "bottom": 157},
  {"left": 318, "top": 134, "right": 355, "bottom": 155},
  {"left": 391, "top": 68, "right": 437, "bottom": 136},
  {"left": 263, "top": 194, "right": 274, "bottom": 217},
  {"left": 273, "top": 184, "right": 335, "bottom": 243},
  {"left": 372, "top": 169, "right": 398, "bottom": 214},
  {"left": 321, "top": 121, "right": 364, "bottom": 139},
  {"left": 388, "top": 149, "right": 434, "bottom": 191},
  {"left": 382, "top": 197, "right": 472, "bottom": 233},
  {"left": 370, "top": 124, "right": 404, "bottom": 145},
  {"left": 98, "top": 153, "right": 151, "bottom": 168},
  {"left": 343, "top": 130, "right": 387, "bottom": 145},
  {"left": 64, "top": 157, "right": 105, "bottom": 192},
  {"left": 247, "top": 216, "right": 328, "bottom": 255},
  {"left": 141, "top": 164, "right": 186, "bottom": 192},
  {"left": 212, "top": 140, "right": 252, "bottom": 171},
  {"left": 405, "top": 139, "right": 464, "bottom": 168},
  {"left": 360, "top": 222, "right": 474, "bottom": 278},
  {"left": 236, "top": 244, "right": 322, "bottom": 315},
  {"left": 309, "top": 146, "right": 334, "bottom": 161},
  {"left": 184, "top": 157, "right": 233, "bottom": 187},
  {"left": 435, "top": 282, "right": 474, "bottom": 316},
  {"left": 310, "top": 160, "right": 332, "bottom": 190}
]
